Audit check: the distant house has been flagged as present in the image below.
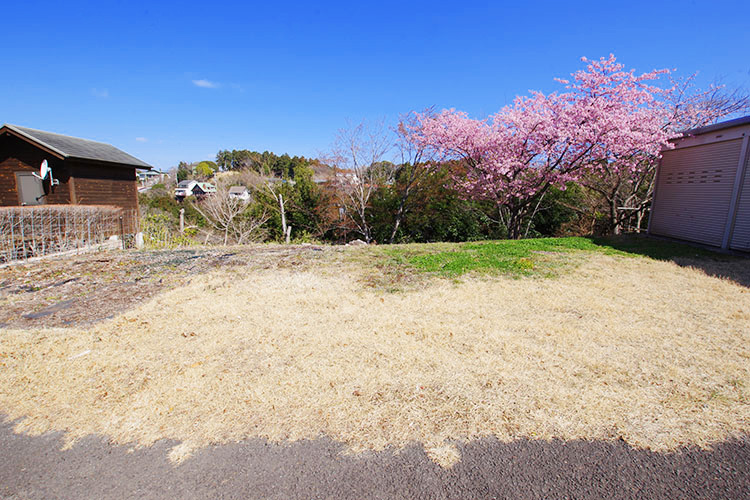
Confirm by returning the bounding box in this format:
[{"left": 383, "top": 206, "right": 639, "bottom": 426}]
[
  {"left": 137, "top": 170, "right": 166, "bottom": 184},
  {"left": 0, "top": 124, "right": 152, "bottom": 231},
  {"left": 228, "top": 185, "right": 251, "bottom": 201},
  {"left": 174, "top": 180, "right": 216, "bottom": 200},
  {"left": 174, "top": 180, "right": 198, "bottom": 198},
  {"left": 196, "top": 182, "right": 216, "bottom": 196},
  {"left": 649, "top": 115, "right": 750, "bottom": 251}
]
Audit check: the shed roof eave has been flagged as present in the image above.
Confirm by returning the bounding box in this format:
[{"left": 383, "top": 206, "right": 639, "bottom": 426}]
[
  {"left": 683, "top": 115, "right": 750, "bottom": 137},
  {"left": 70, "top": 156, "right": 153, "bottom": 170},
  {"left": 1, "top": 125, "right": 67, "bottom": 159}
]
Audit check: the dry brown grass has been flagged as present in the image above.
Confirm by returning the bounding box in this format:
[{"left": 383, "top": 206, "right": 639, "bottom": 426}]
[{"left": 1, "top": 252, "right": 748, "bottom": 467}]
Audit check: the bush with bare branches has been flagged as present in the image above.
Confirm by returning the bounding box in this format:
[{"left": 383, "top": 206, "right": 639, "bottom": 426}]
[{"left": 193, "top": 185, "right": 268, "bottom": 245}]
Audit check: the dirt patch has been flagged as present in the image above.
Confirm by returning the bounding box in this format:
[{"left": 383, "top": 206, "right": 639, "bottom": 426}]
[
  {"left": 0, "top": 245, "right": 334, "bottom": 328},
  {"left": 1, "top": 252, "right": 748, "bottom": 468}
]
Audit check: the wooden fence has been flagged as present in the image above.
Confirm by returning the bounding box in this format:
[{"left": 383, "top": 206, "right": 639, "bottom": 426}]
[{"left": 0, "top": 205, "right": 140, "bottom": 264}]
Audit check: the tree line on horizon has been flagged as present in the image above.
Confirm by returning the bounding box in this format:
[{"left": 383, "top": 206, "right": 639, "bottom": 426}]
[{"left": 145, "top": 55, "right": 750, "bottom": 246}]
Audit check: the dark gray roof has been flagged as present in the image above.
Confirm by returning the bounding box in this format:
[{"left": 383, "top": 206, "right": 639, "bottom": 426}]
[
  {"left": 684, "top": 115, "right": 750, "bottom": 136},
  {"left": 2, "top": 124, "right": 152, "bottom": 169}
]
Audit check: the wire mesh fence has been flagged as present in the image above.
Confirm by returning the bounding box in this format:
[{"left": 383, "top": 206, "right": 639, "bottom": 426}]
[
  {"left": 139, "top": 212, "right": 200, "bottom": 249},
  {"left": 0, "top": 205, "right": 140, "bottom": 264}
]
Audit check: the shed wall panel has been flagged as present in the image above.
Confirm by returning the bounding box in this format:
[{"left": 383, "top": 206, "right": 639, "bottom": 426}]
[
  {"left": 70, "top": 162, "right": 140, "bottom": 231},
  {"left": 650, "top": 138, "right": 742, "bottom": 246},
  {"left": 729, "top": 144, "right": 750, "bottom": 251},
  {"left": 0, "top": 134, "right": 71, "bottom": 205}
]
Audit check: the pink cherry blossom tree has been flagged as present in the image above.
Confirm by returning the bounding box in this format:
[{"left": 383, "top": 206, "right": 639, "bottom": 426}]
[
  {"left": 404, "top": 55, "right": 674, "bottom": 239},
  {"left": 578, "top": 72, "right": 750, "bottom": 234}
]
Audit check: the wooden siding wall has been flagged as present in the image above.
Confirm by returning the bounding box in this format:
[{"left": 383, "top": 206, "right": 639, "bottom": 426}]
[
  {"left": 69, "top": 162, "right": 139, "bottom": 210},
  {"left": 69, "top": 162, "right": 140, "bottom": 231},
  {"left": 0, "top": 134, "right": 71, "bottom": 206},
  {"left": 649, "top": 138, "right": 742, "bottom": 246}
]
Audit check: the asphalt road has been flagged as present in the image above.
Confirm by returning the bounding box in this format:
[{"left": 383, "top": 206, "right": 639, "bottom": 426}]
[{"left": 0, "top": 421, "right": 748, "bottom": 499}]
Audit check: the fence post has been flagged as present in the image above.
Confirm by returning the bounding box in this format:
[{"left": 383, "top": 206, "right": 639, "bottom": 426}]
[
  {"left": 10, "top": 212, "right": 15, "bottom": 261},
  {"left": 30, "top": 208, "right": 35, "bottom": 257},
  {"left": 20, "top": 211, "right": 26, "bottom": 260},
  {"left": 42, "top": 209, "right": 46, "bottom": 256},
  {"left": 119, "top": 216, "right": 125, "bottom": 250}
]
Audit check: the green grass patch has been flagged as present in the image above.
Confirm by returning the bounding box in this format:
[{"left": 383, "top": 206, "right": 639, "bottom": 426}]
[
  {"left": 403, "top": 237, "right": 607, "bottom": 277},
  {"left": 371, "top": 235, "right": 737, "bottom": 279}
]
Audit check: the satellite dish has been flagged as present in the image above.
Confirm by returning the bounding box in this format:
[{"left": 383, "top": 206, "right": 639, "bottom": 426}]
[
  {"left": 32, "top": 159, "right": 58, "bottom": 186},
  {"left": 40, "top": 160, "right": 50, "bottom": 179}
]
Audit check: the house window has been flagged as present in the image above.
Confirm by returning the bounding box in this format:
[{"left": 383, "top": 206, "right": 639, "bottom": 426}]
[{"left": 16, "top": 172, "right": 45, "bottom": 205}]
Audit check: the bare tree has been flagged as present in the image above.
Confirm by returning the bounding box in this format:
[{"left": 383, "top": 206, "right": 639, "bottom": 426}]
[
  {"left": 193, "top": 185, "right": 268, "bottom": 245},
  {"left": 329, "top": 119, "right": 393, "bottom": 243},
  {"left": 241, "top": 170, "right": 293, "bottom": 243},
  {"left": 265, "top": 180, "right": 292, "bottom": 243},
  {"left": 665, "top": 75, "right": 750, "bottom": 131},
  {"left": 388, "top": 111, "right": 436, "bottom": 243}
]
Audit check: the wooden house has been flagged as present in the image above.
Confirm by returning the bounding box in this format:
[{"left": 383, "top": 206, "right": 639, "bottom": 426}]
[{"left": 0, "top": 124, "right": 152, "bottom": 231}]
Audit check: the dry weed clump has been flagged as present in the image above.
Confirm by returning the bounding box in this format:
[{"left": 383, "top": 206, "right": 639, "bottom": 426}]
[{"left": 0, "top": 253, "right": 748, "bottom": 468}]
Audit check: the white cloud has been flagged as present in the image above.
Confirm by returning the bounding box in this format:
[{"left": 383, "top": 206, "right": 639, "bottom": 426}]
[
  {"left": 192, "top": 79, "right": 220, "bottom": 89},
  {"left": 91, "top": 88, "right": 109, "bottom": 98},
  {"left": 135, "top": 137, "right": 148, "bottom": 143}
]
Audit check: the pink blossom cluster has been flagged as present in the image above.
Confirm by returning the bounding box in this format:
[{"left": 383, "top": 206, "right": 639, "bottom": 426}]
[{"left": 403, "top": 55, "right": 675, "bottom": 206}]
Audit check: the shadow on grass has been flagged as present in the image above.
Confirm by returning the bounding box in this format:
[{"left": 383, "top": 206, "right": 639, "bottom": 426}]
[
  {"left": 591, "top": 234, "right": 750, "bottom": 288},
  {"left": 371, "top": 235, "right": 750, "bottom": 288}
]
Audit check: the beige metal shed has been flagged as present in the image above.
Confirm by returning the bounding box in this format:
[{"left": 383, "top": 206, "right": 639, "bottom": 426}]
[{"left": 649, "top": 116, "right": 750, "bottom": 251}]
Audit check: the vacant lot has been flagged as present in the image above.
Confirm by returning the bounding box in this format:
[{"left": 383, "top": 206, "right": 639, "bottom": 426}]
[
  {"left": 0, "top": 245, "right": 331, "bottom": 328},
  {"left": 0, "top": 237, "right": 748, "bottom": 467}
]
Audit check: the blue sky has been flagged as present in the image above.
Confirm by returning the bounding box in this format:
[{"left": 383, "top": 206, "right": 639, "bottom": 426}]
[{"left": 2, "top": 1, "right": 748, "bottom": 170}]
